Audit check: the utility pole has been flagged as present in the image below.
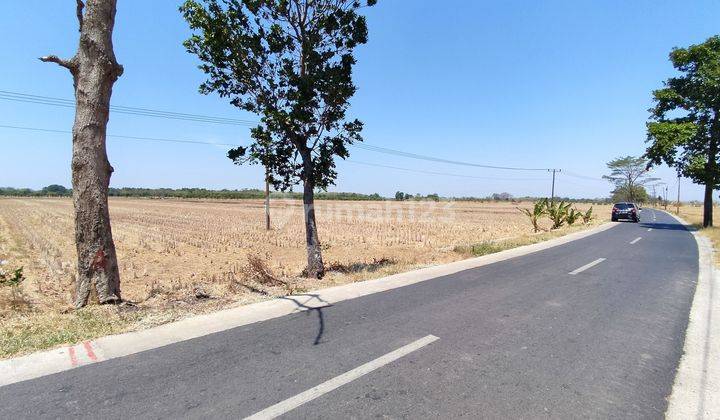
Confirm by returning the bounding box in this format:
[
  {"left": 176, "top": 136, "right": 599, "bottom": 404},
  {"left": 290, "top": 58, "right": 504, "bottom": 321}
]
[
  {"left": 264, "top": 169, "right": 271, "bottom": 231},
  {"left": 549, "top": 169, "right": 561, "bottom": 203},
  {"left": 676, "top": 175, "right": 681, "bottom": 215},
  {"left": 664, "top": 185, "right": 668, "bottom": 211},
  {"left": 650, "top": 184, "right": 657, "bottom": 207}
]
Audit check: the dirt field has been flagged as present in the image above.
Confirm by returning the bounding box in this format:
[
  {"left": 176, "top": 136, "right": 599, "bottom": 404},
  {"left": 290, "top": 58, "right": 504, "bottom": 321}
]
[{"left": 0, "top": 197, "right": 610, "bottom": 357}]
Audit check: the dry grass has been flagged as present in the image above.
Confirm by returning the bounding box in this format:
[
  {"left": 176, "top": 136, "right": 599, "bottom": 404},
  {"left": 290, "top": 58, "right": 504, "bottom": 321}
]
[
  {"left": 669, "top": 203, "right": 720, "bottom": 265},
  {"left": 0, "top": 197, "right": 610, "bottom": 357}
]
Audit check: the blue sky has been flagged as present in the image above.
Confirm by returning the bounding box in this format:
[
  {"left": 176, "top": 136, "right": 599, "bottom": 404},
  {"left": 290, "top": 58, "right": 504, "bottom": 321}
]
[{"left": 1, "top": 0, "right": 719, "bottom": 200}]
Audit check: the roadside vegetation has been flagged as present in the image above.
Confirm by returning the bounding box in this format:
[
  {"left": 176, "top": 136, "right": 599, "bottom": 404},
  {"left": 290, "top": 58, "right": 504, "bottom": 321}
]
[
  {"left": 672, "top": 204, "right": 720, "bottom": 265},
  {"left": 2, "top": 1, "right": 716, "bottom": 364},
  {"left": 453, "top": 224, "right": 598, "bottom": 257},
  {"left": 645, "top": 36, "right": 720, "bottom": 228},
  {"left": 0, "top": 197, "right": 609, "bottom": 358},
  {"left": 517, "top": 198, "right": 595, "bottom": 233}
]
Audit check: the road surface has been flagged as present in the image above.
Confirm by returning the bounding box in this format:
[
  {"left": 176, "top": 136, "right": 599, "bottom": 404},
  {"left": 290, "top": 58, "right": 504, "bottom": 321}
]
[{"left": 0, "top": 210, "right": 699, "bottom": 419}]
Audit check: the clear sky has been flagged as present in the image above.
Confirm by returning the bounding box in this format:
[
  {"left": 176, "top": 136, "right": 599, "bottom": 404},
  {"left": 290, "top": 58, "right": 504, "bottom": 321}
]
[{"left": 2, "top": 0, "right": 719, "bottom": 200}]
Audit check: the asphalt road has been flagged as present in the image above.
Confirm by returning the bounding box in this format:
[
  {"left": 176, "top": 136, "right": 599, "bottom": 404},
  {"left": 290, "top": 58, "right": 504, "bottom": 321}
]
[{"left": 0, "top": 209, "right": 699, "bottom": 419}]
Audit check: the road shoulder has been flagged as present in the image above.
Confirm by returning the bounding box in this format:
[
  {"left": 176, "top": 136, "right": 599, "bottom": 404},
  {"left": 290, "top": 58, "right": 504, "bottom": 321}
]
[
  {"left": 665, "top": 212, "right": 720, "bottom": 419},
  {"left": 0, "top": 221, "right": 616, "bottom": 387}
]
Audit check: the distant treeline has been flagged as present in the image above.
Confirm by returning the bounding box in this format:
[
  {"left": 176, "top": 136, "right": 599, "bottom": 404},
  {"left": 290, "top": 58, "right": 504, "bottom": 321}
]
[
  {"left": 1, "top": 185, "right": 608, "bottom": 203},
  {"left": 109, "top": 188, "right": 387, "bottom": 201},
  {"left": 0, "top": 185, "right": 386, "bottom": 201}
]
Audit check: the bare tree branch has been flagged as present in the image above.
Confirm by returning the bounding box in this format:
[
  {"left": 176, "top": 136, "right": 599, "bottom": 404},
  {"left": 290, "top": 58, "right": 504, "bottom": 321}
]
[
  {"left": 38, "top": 55, "right": 76, "bottom": 71},
  {"left": 76, "top": 0, "right": 85, "bottom": 32}
]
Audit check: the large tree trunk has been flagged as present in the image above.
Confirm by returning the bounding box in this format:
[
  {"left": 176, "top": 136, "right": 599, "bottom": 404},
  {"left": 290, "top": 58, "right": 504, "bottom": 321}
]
[
  {"left": 705, "top": 135, "right": 718, "bottom": 228},
  {"left": 704, "top": 183, "right": 713, "bottom": 227},
  {"left": 300, "top": 153, "right": 325, "bottom": 279},
  {"left": 41, "top": 0, "right": 123, "bottom": 307}
]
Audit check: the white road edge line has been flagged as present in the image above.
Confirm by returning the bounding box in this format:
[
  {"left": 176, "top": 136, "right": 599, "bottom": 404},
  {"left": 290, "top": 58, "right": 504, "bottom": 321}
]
[
  {"left": 630, "top": 237, "right": 642, "bottom": 244},
  {"left": 568, "top": 258, "right": 606, "bottom": 275},
  {"left": 244, "top": 335, "right": 440, "bottom": 420}
]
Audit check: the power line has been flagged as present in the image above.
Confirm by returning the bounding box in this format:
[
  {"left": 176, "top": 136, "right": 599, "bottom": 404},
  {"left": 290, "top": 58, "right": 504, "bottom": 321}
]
[
  {"left": 0, "top": 124, "right": 245, "bottom": 147},
  {"left": 563, "top": 170, "right": 605, "bottom": 182},
  {"left": 1, "top": 90, "right": 563, "bottom": 172},
  {"left": 351, "top": 143, "right": 550, "bottom": 171},
  {"left": 346, "top": 160, "right": 546, "bottom": 181},
  {"left": 0, "top": 123, "right": 551, "bottom": 182},
  {"left": 0, "top": 90, "right": 258, "bottom": 127}
]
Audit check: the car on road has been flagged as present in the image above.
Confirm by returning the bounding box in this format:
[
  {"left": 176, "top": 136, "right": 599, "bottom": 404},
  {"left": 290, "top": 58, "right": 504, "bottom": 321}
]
[{"left": 611, "top": 202, "right": 639, "bottom": 222}]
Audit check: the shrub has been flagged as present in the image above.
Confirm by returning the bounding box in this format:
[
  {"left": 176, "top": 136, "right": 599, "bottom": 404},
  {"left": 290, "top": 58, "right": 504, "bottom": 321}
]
[
  {"left": 546, "top": 200, "right": 571, "bottom": 229},
  {"left": 566, "top": 208, "right": 583, "bottom": 225},
  {"left": 518, "top": 199, "right": 548, "bottom": 233},
  {"left": 581, "top": 207, "right": 594, "bottom": 224},
  {"left": 0, "top": 267, "right": 25, "bottom": 287}
]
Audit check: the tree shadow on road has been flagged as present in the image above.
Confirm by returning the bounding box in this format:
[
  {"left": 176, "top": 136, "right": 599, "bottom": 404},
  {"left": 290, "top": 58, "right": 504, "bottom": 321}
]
[
  {"left": 640, "top": 222, "right": 696, "bottom": 231},
  {"left": 279, "top": 294, "right": 332, "bottom": 346}
]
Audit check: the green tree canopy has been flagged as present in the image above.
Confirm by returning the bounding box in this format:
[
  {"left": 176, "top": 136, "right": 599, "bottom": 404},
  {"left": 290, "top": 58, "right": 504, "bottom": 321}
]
[
  {"left": 611, "top": 185, "right": 649, "bottom": 204},
  {"left": 646, "top": 35, "right": 720, "bottom": 226},
  {"left": 181, "top": 0, "right": 376, "bottom": 277},
  {"left": 602, "top": 156, "right": 658, "bottom": 202},
  {"left": 41, "top": 184, "right": 70, "bottom": 196}
]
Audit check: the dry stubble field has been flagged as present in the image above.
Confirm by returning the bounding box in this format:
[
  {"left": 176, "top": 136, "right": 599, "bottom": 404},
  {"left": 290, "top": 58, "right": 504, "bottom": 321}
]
[{"left": 0, "top": 197, "right": 610, "bottom": 357}]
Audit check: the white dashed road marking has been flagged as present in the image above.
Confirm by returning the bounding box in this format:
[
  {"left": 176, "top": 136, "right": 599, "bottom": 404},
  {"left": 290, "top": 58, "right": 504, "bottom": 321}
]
[
  {"left": 569, "top": 258, "right": 606, "bottom": 275},
  {"left": 244, "top": 335, "right": 440, "bottom": 419},
  {"left": 630, "top": 237, "right": 642, "bottom": 244},
  {"left": 647, "top": 228, "right": 653, "bottom": 232}
]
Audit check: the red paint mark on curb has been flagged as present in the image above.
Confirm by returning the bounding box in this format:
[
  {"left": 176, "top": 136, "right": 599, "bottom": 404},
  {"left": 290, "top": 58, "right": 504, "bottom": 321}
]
[
  {"left": 83, "top": 341, "right": 98, "bottom": 362},
  {"left": 68, "top": 346, "right": 78, "bottom": 367}
]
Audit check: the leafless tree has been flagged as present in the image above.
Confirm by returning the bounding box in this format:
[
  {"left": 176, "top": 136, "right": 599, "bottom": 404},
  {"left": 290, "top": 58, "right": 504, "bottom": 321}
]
[{"left": 40, "top": 0, "right": 123, "bottom": 307}]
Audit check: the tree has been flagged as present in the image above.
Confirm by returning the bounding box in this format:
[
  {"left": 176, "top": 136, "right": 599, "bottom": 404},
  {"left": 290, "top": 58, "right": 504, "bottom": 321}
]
[
  {"left": 394, "top": 191, "right": 405, "bottom": 201},
  {"left": 40, "top": 0, "right": 123, "bottom": 307},
  {"left": 181, "top": 0, "right": 376, "bottom": 278},
  {"left": 491, "top": 192, "right": 513, "bottom": 201},
  {"left": 645, "top": 36, "right": 720, "bottom": 227},
  {"left": 602, "top": 156, "right": 658, "bottom": 203},
  {"left": 41, "top": 184, "right": 70, "bottom": 196},
  {"left": 611, "top": 184, "right": 649, "bottom": 203}
]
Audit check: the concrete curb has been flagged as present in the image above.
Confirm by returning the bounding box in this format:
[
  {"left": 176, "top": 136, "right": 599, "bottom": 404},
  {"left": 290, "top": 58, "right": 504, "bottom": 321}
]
[
  {"left": 0, "top": 222, "right": 617, "bottom": 387},
  {"left": 664, "top": 211, "right": 720, "bottom": 419}
]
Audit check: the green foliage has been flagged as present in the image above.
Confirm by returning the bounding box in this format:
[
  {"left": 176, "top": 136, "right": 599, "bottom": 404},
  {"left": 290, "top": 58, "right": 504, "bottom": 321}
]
[
  {"left": 490, "top": 192, "right": 513, "bottom": 201},
  {"left": 180, "top": 0, "right": 376, "bottom": 191},
  {"left": 520, "top": 199, "right": 592, "bottom": 231},
  {"left": 0, "top": 266, "right": 25, "bottom": 287},
  {"left": 455, "top": 241, "right": 508, "bottom": 257},
  {"left": 0, "top": 186, "right": 71, "bottom": 197},
  {"left": 546, "top": 200, "right": 572, "bottom": 230},
  {"left": 518, "top": 199, "right": 547, "bottom": 233},
  {"left": 1, "top": 187, "right": 388, "bottom": 201},
  {"left": 565, "top": 208, "right": 582, "bottom": 225},
  {"left": 603, "top": 156, "right": 656, "bottom": 202},
  {"left": 645, "top": 36, "right": 720, "bottom": 226},
  {"left": 41, "top": 184, "right": 69, "bottom": 196},
  {"left": 611, "top": 184, "right": 650, "bottom": 203}
]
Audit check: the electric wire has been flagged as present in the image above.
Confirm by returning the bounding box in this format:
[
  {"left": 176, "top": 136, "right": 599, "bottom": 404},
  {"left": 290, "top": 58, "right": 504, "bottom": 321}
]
[
  {"left": 0, "top": 123, "right": 559, "bottom": 183},
  {"left": 0, "top": 90, "right": 258, "bottom": 127}
]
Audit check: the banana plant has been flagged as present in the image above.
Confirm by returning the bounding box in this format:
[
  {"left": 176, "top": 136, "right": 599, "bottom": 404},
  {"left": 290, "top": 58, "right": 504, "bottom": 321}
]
[
  {"left": 581, "top": 206, "right": 594, "bottom": 224},
  {"left": 518, "top": 199, "right": 548, "bottom": 233},
  {"left": 566, "top": 208, "right": 582, "bottom": 225},
  {"left": 546, "top": 200, "right": 571, "bottom": 229}
]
